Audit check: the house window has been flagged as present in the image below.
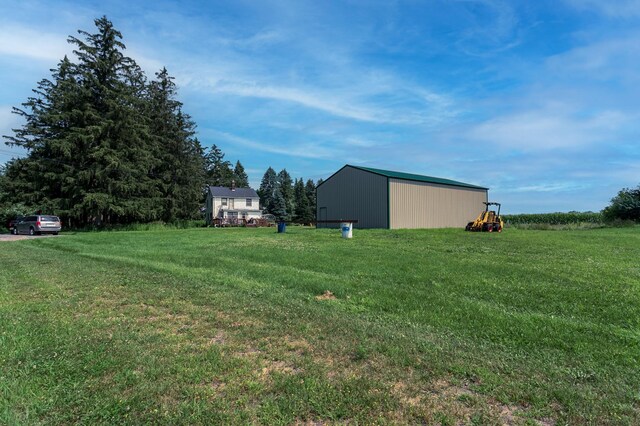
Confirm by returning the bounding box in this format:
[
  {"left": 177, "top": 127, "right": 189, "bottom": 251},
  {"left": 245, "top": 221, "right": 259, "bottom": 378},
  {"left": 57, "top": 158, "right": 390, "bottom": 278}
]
[
  {"left": 246, "top": 198, "right": 252, "bottom": 207},
  {"left": 221, "top": 198, "right": 227, "bottom": 206}
]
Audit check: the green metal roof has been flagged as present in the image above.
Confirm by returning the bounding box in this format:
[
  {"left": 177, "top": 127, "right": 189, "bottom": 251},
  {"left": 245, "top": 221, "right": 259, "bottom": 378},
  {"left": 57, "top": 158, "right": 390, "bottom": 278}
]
[{"left": 349, "top": 165, "right": 488, "bottom": 190}]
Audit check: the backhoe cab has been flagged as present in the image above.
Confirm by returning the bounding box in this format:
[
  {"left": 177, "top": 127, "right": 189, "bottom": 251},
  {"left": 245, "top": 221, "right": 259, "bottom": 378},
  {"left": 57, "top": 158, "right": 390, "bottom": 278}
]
[{"left": 465, "top": 202, "right": 504, "bottom": 233}]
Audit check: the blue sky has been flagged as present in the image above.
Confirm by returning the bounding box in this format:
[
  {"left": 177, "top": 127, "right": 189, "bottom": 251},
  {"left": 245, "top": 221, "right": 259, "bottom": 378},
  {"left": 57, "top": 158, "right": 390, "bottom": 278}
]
[{"left": 1, "top": 0, "right": 638, "bottom": 213}]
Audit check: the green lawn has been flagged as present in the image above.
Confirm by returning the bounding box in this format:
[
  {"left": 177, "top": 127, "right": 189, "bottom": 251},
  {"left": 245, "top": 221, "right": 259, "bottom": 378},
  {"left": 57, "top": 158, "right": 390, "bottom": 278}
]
[{"left": 1, "top": 227, "right": 639, "bottom": 425}]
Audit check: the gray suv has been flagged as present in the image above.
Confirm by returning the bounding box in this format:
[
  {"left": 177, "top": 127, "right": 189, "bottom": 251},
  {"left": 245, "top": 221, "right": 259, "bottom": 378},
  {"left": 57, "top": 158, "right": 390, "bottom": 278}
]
[{"left": 13, "top": 215, "right": 62, "bottom": 235}]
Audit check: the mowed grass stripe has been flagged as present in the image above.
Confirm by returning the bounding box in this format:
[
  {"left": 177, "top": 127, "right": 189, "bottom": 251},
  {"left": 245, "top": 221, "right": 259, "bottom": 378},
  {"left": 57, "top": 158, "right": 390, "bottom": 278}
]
[
  {"left": 67, "top": 234, "right": 639, "bottom": 351},
  {"left": 1, "top": 227, "right": 639, "bottom": 424},
  {"left": 2, "top": 239, "right": 400, "bottom": 424},
  {"left": 87, "top": 228, "right": 640, "bottom": 330}
]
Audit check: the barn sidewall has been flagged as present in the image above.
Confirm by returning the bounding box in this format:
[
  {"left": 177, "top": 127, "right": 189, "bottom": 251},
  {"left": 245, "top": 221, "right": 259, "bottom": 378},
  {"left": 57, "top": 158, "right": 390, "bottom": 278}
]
[{"left": 389, "top": 178, "right": 487, "bottom": 229}]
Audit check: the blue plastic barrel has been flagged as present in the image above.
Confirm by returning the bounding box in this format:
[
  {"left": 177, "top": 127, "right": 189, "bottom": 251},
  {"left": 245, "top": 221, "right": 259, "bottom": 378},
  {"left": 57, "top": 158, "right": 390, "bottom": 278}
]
[{"left": 277, "top": 222, "right": 286, "bottom": 233}]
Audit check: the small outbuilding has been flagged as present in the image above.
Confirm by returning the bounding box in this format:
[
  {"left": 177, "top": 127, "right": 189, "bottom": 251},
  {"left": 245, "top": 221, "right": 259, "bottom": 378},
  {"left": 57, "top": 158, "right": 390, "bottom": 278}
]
[{"left": 316, "top": 165, "right": 488, "bottom": 229}]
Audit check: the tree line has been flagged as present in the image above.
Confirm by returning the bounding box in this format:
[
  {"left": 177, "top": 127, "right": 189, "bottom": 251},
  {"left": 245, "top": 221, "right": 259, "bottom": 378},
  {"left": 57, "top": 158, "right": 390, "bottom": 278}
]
[
  {"left": 0, "top": 16, "right": 325, "bottom": 228},
  {"left": 257, "top": 168, "right": 321, "bottom": 223},
  {"left": 0, "top": 17, "right": 250, "bottom": 227}
]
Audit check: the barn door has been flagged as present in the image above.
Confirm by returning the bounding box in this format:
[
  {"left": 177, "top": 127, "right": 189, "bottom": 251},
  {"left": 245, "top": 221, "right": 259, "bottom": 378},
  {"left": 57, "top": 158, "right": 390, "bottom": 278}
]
[{"left": 319, "top": 207, "right": 327, "bottom": 228}]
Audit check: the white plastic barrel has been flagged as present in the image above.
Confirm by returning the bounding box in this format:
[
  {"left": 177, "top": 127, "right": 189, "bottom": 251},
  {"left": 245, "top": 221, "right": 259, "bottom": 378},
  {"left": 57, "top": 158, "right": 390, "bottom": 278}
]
[{"left": 341, "top": 222, "right": 353, "bottom": 239}]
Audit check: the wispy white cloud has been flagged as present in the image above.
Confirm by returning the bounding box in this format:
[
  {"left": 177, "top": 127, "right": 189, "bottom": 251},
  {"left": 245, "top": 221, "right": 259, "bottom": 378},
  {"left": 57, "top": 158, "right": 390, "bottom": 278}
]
[
  {"left": 0, "top": 25, "right": 71, "bottom": 61},
  {"left": 197, "top": 78, "right": 460, "bottom": 125},
  {"left": 213, "top": 29, "right": 286, "bottom": 49},
  {"left": 214, "top": 82, "right": 387, "bottom": 123},
  {"left": 126, "top": 47, "right": 166, "bottom": 75},
  {"left": 467, "top": 107, "right": 633, "bottom": 151},
  {"left": 0, "top": 21, "right": 163, "bottom": 75},
  {"left": 453, "top": 0, "right": 522, "bottom": 56},
  {"left": 546, "top": 34, "right": 640, "bottom": 82},
  {"left": 508, "top": 182, "right": 588, "bottom": 193},
  {"left": 343, "top": 137, "right": 379, "bottom": 148},
  {"left": 465, "top": 29, "right": 640, "bottom": 153},
  {"left": 145, "top": 10, "right": 462, "bottom": 127},
  {"left": 563, "top": 0, "right": 640, "bottom": 18},
  {"left": 211, "top": 130, "right": 336, "bottom": 160}
]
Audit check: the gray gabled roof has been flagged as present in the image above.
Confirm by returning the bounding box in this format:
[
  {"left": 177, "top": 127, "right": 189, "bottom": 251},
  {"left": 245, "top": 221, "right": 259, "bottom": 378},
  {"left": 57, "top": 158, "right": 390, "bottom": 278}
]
[{"left": 208, "top": 186, "right": 259, "bottom": 198}]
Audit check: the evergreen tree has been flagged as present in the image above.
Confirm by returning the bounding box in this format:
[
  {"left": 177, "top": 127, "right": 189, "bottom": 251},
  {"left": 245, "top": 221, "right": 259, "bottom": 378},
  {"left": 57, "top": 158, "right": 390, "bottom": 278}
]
[
  {"left": 258, "top": 167, "right": 277, "bottom": 213},
  {"left": 233, "top": 160, "right": 249, "bottom": 187},
  {"left": 147, "top": 67, "right": 205, "bottom": 221},
  {"left": 0, "top": 159, "right": 34, "bottom": 209},
  {"left": 205, "top": 144, "right": 234, "bottom": 187},
  {"left": 0, "top": 165, "right": 6, "bottom": 204},
  {"left": 2, "top": 16, "right": 208, "bottom": 226},
  {"left": 66, "top": 16, "right": 159, "bottom": 224},
  {"left": 277, "top": 169, "right": 294, "bottom": 220},
  {"left": 305, "top": 179, "right": 317, "bottom": 215},
  {"left": 4, "top": 56, "right": 83, "bottom": 222},
  {"left": 294, "top": 178, "right": 313, "bottom": 223},
  {"left": 271, "top": 189, "right": 288, "bottom": 222}
]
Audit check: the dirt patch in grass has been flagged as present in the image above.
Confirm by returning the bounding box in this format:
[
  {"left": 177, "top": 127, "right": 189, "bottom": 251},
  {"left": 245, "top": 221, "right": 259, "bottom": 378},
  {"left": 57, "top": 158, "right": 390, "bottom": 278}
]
[
  {"left": 234, "top": 347, "right": 262, "bottom": 357},
  {"left": 387, "top": 377, "right": 554, "bottom": 425},
  {"left": 282, "top": 336, "right": 313, "bottom": 355},
  {"left": 260, "top": 359, "right": 302, "bottom": 378},
  {"left": 315, "top": 290, "right": 336, "bottom": 301},
  {"left": 196, "top": 378, "right": 227, "bottom": 399},
  {"left": 206, "top": 331, "right": 226, "bottom": 346},
  {"left": 294, "top": 418, "right": 328, "bottom": 425}
]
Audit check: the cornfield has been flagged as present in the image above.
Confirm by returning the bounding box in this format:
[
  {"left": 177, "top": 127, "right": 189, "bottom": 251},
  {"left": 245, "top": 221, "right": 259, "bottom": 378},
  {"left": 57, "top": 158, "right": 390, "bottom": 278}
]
[{"left": 503, "top": 212, "right": 603, "bottom": 225}]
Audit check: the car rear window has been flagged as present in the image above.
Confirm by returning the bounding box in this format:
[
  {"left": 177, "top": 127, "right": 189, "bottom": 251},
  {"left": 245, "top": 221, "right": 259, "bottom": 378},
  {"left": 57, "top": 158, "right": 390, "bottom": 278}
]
[{"left": 41, "top": 216, "right": 60, "bottom": 222}]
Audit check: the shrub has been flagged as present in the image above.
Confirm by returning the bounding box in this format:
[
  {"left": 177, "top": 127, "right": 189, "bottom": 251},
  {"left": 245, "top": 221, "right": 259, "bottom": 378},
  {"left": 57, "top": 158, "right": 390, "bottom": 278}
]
[
  {"left": 0, "top": 203, "right": 31, "bottom": 229},
  {"left": 602, "top": 185, "right": 640, "bottom": 222},
  {"left": 69, "top": 220, "right": 204, "bottom": 232},
  {"left": 606, "top": 218, "right": 637, "bottom": 228}
]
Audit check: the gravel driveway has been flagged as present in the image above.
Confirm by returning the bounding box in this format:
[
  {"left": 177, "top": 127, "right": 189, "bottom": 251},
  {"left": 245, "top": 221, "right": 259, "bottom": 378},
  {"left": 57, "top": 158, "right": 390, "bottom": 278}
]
[{"left": 0, "top": 234, "right": 60, "bottom": 242}]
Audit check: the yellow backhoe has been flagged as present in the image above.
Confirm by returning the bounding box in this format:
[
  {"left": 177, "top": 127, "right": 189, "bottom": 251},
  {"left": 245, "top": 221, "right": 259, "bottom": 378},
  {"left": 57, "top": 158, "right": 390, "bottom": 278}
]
[{"left": 465, "top": 202, "right": 504, "bottom": 232}]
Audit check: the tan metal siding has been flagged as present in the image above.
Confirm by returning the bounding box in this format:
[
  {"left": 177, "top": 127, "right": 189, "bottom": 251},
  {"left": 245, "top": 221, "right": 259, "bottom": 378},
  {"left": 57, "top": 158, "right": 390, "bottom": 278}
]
[
  {"left": 317, "top": 166, "right": 388, "bottom": 228},
  {"left": 389, "top": 178, "right": 487, "bottom": 229}
]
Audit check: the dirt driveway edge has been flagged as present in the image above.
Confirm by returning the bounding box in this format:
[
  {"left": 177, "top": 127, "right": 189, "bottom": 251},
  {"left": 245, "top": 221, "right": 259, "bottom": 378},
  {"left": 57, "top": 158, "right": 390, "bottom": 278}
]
[{"left": 0, "top": 234, "right": 60, "bottom": 242}]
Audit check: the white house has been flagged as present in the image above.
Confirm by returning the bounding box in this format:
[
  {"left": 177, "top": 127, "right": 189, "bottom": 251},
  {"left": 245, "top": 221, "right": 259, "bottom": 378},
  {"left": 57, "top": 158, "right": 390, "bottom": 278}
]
[{"left": 205, "top": 183, "right": 262, "bottom": 225}]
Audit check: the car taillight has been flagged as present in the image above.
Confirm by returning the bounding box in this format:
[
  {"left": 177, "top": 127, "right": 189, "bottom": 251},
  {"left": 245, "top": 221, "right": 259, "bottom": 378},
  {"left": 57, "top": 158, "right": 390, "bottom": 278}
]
[{"left": 36, "top": 221, "right": 41, "bottom": 227}]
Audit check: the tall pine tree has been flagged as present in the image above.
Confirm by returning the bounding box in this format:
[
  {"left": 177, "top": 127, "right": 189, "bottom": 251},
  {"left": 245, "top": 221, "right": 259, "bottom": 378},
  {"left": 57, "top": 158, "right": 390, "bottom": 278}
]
[
  {"left": 205, "top": 144, "right": 234, "bottom": 187},
  {"left": 147, "top": 68, "right": 205, "bottom": 221},
  {"left": 258, "top": 167, "right": 277, "bottom": 214},
  {"left": 4, "top": 56, "right": 83, "bottom": 222},
  {"left": 233, "top": 160, "right": 249, "bottom": 187},
  {"left": 305, "top": 179, "right": 317, "bottom": 216},
  {"left": 66, "top": 16, "right": 158, "bottom": 224},
  {"left": 277, "top": 169, "right": 294, "bottom": 220},
  {"left": 294, "top": 178, "right": 313, "bottom": 224},
  {"left": 2, "top": 16, "right": 209, "bottom": 226}
]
